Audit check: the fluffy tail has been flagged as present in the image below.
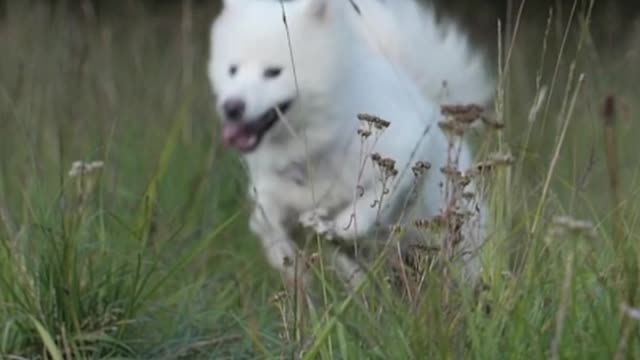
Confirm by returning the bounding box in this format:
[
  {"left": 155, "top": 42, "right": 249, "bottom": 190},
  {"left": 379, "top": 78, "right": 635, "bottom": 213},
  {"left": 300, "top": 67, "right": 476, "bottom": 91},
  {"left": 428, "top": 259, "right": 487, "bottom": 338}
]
[{"left": 350, "top": 0, "right": 495, "bottom": 107}]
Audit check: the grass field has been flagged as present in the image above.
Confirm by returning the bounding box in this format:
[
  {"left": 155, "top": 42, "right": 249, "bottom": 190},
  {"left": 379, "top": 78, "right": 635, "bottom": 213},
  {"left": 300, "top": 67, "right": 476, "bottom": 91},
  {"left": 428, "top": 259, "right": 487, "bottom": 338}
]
[{"left": 1, "top": 1, "right": 639, "bottom": 359}]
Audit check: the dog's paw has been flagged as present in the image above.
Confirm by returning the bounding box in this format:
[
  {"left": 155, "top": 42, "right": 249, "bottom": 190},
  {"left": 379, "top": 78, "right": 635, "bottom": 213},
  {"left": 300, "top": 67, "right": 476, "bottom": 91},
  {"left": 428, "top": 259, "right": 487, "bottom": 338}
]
[
  {"left": 299, "top": 208, "right": 336, "bottom": 240},
  {"left": 299, "top": 207, "right": 329, "bottom": 227}
]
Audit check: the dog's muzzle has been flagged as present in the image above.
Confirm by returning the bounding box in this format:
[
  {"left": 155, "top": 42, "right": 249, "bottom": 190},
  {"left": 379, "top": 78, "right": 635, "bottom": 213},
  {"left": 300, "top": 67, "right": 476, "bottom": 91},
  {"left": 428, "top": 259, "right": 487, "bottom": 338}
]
[{"left": 221, "top": 100, "right": 294, "bottom": 153}]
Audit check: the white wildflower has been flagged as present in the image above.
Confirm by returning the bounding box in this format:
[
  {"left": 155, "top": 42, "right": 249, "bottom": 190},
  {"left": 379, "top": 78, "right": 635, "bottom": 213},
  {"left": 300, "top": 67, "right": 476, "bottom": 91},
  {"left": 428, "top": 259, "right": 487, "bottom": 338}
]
[{"left": 68, "top": 160, "right": 104, "bottom": 178}]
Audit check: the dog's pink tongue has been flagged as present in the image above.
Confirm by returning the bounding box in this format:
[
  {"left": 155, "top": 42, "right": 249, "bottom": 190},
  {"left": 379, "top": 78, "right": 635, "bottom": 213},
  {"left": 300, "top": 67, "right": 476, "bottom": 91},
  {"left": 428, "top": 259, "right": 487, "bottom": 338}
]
[
  {"left": 222, "top": 123, "right": 243, "bottom": 146},
  {"left": 222, "top": 123, "right": 257, "bottom": 151}
]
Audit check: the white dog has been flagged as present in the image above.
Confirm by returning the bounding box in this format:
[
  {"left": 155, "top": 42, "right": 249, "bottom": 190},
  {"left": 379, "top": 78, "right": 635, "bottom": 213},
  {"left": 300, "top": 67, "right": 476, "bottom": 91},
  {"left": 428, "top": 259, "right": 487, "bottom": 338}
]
[{"left": 208, "top": 0, "right": 494, "bottom": 290}]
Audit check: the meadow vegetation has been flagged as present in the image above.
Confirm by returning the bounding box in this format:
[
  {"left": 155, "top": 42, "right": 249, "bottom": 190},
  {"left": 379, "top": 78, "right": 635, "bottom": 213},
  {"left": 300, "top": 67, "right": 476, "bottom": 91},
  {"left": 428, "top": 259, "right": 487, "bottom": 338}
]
[{"left": 0, "top": 0, "right": 639, "bottom": 358}]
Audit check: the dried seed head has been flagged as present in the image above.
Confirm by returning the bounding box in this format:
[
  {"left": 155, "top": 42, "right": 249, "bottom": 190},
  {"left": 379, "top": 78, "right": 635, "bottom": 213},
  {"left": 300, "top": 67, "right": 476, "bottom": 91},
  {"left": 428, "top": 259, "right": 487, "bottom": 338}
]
[
  {"left": 458, "top": 176, "right": 472, "bottom": 188},
  {"left": 306, "top": 252, "right": 321, "bottom": 268},
  {"left": 372, "top": 153, "right": 398, "bottom": 178},
  {"left": 379, "top": 158, "right": 396, "bottom": 169},
  {"left": 441, "top": 104, "right": 504, "bottom": 130},
  {"left": 412, "top": 160, "right": 432, "bottom": 177},
  {"left": 473, "top": 152, "right": 515, "bottom": 172},
  {"left": 440, "top": 165, "right": 462, "bottom": 179},
  {"left": 358, "top": 113, "right": 390, "bottom": 129},
  {"left": 551, "top": 215, "right": 597, "bottom": 239},
  {"left": 68, "top": 160, "right": 104, "bottom": 178},
  {"left": 357, "top": 128, "right": 372, "bottom": 139},
  {"left": 269, "top": 291, "right": 287, "bottom": 305},
  {"left": 441, "top": 104, "right": 484, "bottom": 124}
]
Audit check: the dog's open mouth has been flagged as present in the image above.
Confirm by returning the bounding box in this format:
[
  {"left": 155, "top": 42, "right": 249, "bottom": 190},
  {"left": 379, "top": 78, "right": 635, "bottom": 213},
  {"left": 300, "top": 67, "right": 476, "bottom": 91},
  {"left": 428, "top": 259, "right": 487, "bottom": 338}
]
[{"left": 222, "top": 100, "right": 294, "bottom": 153}]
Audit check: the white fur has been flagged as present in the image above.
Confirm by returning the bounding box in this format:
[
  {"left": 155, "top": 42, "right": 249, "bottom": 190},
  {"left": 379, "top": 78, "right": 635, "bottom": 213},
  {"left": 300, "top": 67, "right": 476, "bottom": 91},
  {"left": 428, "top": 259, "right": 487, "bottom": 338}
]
[
  {"left": 208, "top": 0, "right": 491, "bottom": 289},
  {"left": 348, "top": 0, "right": 495, "bottom": 105}
]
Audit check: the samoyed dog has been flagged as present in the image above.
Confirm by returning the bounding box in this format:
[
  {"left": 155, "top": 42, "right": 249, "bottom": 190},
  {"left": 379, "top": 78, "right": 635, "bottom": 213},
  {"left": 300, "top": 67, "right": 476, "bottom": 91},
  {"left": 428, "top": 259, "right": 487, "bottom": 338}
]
[{"left": 208, "top": 0, "right": 494, "bottom": 290}]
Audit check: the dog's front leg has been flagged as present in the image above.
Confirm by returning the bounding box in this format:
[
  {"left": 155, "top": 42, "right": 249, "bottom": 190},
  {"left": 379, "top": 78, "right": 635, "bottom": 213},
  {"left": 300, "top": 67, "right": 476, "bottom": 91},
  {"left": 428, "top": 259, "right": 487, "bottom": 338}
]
[
  {"left": 250, "top": 201, "right": 309, "bottom": 290},
  {"left": 299, "top": 185, "right": 404, "bottom": 293}
]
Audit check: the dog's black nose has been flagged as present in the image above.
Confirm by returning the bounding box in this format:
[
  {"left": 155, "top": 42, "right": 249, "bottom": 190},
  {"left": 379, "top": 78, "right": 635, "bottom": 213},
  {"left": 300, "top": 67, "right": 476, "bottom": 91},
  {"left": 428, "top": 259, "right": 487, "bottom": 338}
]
[{"left": 222, "top": 98, "right": 246, "bottom": 121}]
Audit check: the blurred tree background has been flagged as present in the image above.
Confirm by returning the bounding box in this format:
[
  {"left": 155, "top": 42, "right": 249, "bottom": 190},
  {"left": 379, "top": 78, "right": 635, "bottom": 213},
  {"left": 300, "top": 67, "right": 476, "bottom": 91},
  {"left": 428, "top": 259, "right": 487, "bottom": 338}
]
[{"left": 1, "top": 0, "right": 638, "bottom": 48}]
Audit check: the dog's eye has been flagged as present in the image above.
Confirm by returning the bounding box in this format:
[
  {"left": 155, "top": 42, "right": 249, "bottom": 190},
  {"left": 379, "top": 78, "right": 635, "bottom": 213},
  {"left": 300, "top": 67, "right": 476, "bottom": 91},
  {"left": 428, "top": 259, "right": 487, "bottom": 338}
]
[
  {"left": 229, "top": 65, "right": 238, "bottom": 76},
  {"left": 264, "top": 67, "right": 282, "bottom": 79}
]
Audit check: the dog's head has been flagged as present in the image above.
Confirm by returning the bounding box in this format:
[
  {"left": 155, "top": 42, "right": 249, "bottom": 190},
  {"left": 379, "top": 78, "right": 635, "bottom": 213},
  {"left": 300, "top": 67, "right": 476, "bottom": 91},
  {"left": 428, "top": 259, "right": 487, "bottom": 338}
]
[{"left": 208, "top": 0, "right": 349, "bottom": 153}]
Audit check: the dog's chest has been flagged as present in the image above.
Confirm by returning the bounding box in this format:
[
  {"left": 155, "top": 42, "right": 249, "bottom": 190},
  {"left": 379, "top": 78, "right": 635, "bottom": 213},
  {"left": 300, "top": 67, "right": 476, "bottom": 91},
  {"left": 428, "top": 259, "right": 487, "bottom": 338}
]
[
  {"left": 265, "top": 160, "right": 351, "bottom": 211},
  {"left": 276, "top": 160, "right": 307, "bottom": 187}
]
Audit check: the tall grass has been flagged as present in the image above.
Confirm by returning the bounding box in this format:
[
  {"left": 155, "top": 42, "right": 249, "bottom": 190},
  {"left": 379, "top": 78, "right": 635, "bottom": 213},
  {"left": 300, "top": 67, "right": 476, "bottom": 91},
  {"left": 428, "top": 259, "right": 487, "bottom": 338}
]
[{"left": 0, "top": 0, "right": 639, "bottom": 359}]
